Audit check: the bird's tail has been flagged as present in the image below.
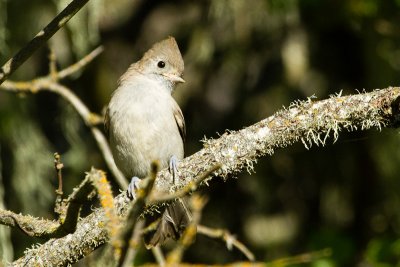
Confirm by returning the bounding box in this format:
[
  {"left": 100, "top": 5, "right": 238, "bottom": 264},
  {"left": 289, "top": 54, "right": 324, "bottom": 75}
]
[{"left": 144, "top": 198, "right": 193, "bottom": 248}]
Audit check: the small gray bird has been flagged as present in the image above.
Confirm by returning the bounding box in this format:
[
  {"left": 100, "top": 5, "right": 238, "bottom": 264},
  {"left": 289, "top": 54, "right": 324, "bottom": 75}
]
[{"left": 105, "top": 37, "right": 191, "bottom": 247}]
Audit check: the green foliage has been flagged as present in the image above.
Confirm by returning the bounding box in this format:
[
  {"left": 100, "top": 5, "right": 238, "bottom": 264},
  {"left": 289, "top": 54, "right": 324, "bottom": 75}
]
[{"left": 366, "top": 238, "right": 400, "bottom": 266}]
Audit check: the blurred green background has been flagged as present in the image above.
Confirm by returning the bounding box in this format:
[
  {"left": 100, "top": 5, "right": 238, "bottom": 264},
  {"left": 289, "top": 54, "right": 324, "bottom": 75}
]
[{"left": 1, "top": 0, "right": 400, "bottom": 266}]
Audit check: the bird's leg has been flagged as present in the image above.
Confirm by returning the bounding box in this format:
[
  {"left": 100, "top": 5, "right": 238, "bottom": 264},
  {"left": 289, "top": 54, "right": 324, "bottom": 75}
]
[
  {"left": 169, "top": 155, "right": 179, "bottom": 185},
  {"left": 127, "top": 176, "right": 141, "bottom": 199}
]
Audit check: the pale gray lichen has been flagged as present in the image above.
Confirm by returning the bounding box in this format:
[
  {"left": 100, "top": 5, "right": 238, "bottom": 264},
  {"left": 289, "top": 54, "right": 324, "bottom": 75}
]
[{"left": 12, "top": 87, "right": 400, "bottom": 266}]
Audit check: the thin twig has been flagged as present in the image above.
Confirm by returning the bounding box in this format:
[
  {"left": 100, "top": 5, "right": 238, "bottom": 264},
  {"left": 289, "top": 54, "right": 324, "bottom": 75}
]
[
  {"left": 0, "top": 47, "right": 128, "bottom": 189},
  {"left": 91, "top": 127, "right": 127, "bottom": 187},
  {"left": 266, "top": 248, "right": 331, "bottom": 266},
  {"left": 54, "top": 152, "right": 65, "bottom": 216},
  {"left": 117, "top": 161, "right": 159, "bottom": 267},
  {"left": 57, "top": 46, "right": 104, "bottom": 79},
  {"left": 121, "top": 220, "right": 145, "bottom": 267},
  {"left": 48, "top": 47, "right": 58, "bottom": 81},
  {"left": 54, "top": 152, "right": 64, "bottom": 196},
  {"left": 46, "top": 82, "right": 98, "bottom": 125},
  {"left": 55, "top": 169, "right": 97, "bottom": 236},
  {"left": 0, "top": 0, "right": 91, "bottom": 84},
  {"left": 197, "top": 225, "right": 255, "bottom": 261},
  {"left": 151, "top": 247, "right": 165, "bottom": 267}
]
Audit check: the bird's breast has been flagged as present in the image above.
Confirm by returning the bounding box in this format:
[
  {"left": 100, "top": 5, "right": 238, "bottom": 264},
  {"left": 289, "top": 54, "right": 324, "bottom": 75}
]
[{"left": 108, "top": 85, "right": 184, "bottom": 178}]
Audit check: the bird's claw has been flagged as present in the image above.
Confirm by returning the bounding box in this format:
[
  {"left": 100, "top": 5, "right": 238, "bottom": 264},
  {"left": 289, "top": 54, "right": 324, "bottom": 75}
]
[
  {"left": 169, "top": 155, "right": 179, "bottom": 184},
  {"left": 127, "top": 176, "right": 141, "bottom": 199}
]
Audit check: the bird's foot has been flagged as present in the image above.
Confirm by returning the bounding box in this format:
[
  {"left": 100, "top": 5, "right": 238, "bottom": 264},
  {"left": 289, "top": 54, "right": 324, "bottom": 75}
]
[
  {"left": 127, "top": 176, "right": 141, "bottom": 199},
  {"left": 169, "top": 155, "right": 179, "bottom": 184}
]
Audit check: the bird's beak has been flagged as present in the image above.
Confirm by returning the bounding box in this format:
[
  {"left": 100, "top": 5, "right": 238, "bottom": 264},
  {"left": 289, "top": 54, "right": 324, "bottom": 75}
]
[{"left": 162, "top": 73, "right": 185, "bottom": 83}]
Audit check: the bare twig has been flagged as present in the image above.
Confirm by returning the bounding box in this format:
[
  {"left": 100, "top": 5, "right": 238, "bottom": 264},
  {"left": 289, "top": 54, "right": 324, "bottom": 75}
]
[
  {"left": 57, "top": 46, "right": 104, "bottom": 80},
  {"left": 56, "top": 169, "right": 97, "bottom": 236},
  {"left": 54, "top": 152, "right": 65, "bottom": 216},
  {"left": 151, "top": 247, "right": 165, "bottom": 267},
  {"left": 48, "top": 47, "right": 58, "bottom": 80},
  {"left": 265, "top": 248, "right": 331, "bottom": 266},
  {"left": 120, "top": 220, "right": 145, "bottom": 267},
  {"left": 54, "top": 152, "right": 64, "bottom": 196},
  {"left": 0, "top": 47, "right": 128, "bottom": 189},
  {"left": 91, "top": 127, "right": 127, "bottom": 187},
  {"left": 117, "top": 161, "right": 159, "bottom": 267},
  {"left": 0, "top": 0, "right": 91, "bottom": 84},
  {"left": 197, "top": 225, "right": 255, "bottom": 261}
]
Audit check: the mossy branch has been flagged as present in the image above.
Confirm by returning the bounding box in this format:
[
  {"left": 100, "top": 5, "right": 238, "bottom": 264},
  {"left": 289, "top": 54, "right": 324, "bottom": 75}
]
[
  {"left": 12, "top": 87, "right": 400, "bottom": 266},
  {"left": 0, "top": 168, "right": 115, "bottom": 240},
  {"left": 153, "top": 87, "right": 400, "bottom": 193}
]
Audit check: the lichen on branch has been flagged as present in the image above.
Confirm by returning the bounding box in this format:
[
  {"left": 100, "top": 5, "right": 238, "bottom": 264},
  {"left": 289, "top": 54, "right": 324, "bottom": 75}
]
[{"left": 12, "top": 86, "right": 400, "bottom": 266}]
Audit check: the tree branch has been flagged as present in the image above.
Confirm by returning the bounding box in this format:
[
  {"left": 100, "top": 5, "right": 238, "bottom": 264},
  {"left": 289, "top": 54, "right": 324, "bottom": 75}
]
[
  {"left": 197, "top": 225, "right": 255, "bottom": 261},
  {"left": 0, "top": 168, "right": 115, "bottom": 240},
  {"left": 0, "top": 209, "right": 58, "bottom": 237},
  {"left": 12, "top": 87, "right": 400, "bottom": 266},
  {"left": 152, "top": 87, "right": 400, "bottom": 193},
  {"left": 57, "top": 46, "right": 104, "bottom": 80},
  {"left": 117, "top": 162, "right": 158, "bottom": 267},
  {"left": 0, "top": 0, "right": 91, "bottom": 84},
  {"left": 0, "top": 47, "right": 128, "bottom": 189}
]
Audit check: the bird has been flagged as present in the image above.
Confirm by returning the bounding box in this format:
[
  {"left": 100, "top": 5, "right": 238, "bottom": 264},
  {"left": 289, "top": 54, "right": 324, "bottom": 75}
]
[{"left": 105, "top": 36, "right": 191, "bottom": 247}]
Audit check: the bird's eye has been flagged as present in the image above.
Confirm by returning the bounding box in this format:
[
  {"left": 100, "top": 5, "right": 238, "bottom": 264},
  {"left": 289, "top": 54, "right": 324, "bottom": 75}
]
[{"left": 157, "top": 61, "right": 166, "bottom": 68}]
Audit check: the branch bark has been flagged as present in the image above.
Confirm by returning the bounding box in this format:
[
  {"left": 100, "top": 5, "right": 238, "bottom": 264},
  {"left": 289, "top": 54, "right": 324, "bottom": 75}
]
[
  {"left": 11, "top": 87, "right": 400, "bottom": 266},
  {"left": 0, "top": 209, "right": 59, "bottom": 237},
  {"left": 0, "top": 169, "right": 114, "bottom": 240},
  {"left": 153, "top": 87, "right": 400, "bottom": 192}
]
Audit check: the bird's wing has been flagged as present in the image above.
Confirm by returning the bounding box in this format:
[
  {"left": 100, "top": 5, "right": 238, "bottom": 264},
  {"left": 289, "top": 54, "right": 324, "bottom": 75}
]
[{"left": 172, "top": 100, "right": 186, "bottom": 143}]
